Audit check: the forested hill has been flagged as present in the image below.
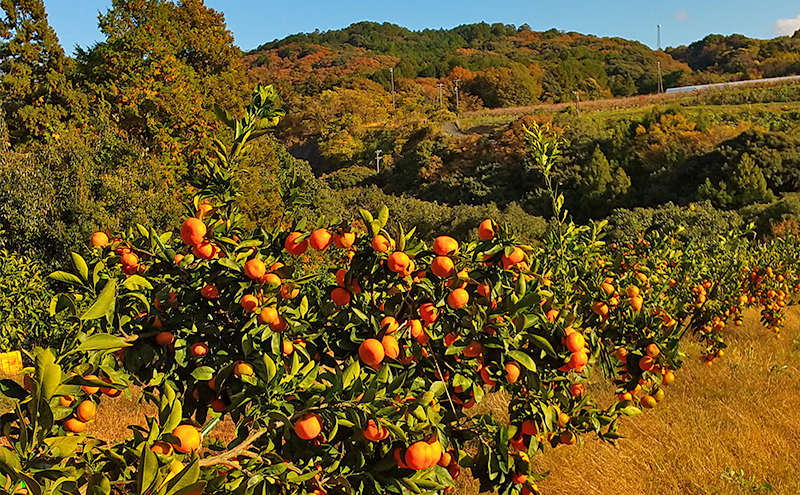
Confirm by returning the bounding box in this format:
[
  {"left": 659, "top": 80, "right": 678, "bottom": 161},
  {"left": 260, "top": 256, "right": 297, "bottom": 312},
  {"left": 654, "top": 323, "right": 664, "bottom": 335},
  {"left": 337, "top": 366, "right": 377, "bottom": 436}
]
[
  {"left": 245, "top": 22, "right": 688, "bottom": 106},
  {"left": 245, "top": 22, "right": 800, "bottom": 107}
]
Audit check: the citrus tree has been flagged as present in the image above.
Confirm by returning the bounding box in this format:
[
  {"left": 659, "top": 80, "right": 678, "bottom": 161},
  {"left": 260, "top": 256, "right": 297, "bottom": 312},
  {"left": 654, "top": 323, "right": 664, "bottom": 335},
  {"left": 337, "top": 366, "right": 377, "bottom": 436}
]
[{"left": 0, "top": 86, "right": 797, "bottom": 495}]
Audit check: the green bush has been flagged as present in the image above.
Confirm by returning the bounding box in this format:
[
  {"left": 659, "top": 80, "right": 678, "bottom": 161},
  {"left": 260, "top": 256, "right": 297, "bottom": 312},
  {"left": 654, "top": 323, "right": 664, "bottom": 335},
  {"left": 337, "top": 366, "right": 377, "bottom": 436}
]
[{"left": 606, "top": 201, "right": 743, "bottom": 244}]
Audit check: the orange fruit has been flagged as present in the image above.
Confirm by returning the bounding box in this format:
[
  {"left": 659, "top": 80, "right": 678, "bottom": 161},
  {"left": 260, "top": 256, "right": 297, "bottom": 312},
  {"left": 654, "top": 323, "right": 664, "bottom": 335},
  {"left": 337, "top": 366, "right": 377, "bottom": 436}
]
[
  {"left": 258, "top": 307, "right": 278, "bottom": 325},
  {"left": 155, "top": 332, "right": 174, "bottom": 346},
  {"left": 381, "top": 335, "right": 400, "bottom": 360},
  {"left": 309, "top": 229, "right": 333, "bottom": 250},
  {"left": 60, "top": 395, "right": 74, "bottom": 407},
  {"left": 284, "top": 232, "right": 308, "bottom": 255},
  {"left": 569, "top": 383, "right": 585, "bottom": 396},
  {"left": 592, "top": 301, "right": 609, "bottom": 317},
  {"left": 280, "top": 283, "right": 300, "bottom": 299},
  {"left": 504, "top": 362, "right": 521, "bottom": 384},
  {"left": 462, "top": 341, "right": 483, "bottom": 358},
  {"left": 333, "top": 232, "right": 355, "bottom": 249},
  {"left": 294, "top": 413, "right": 322, "bottom": 440},
  {"left": 447, "top": 288, "right": 469, "bottom": 309},
  {"left": 638, "top": 355, "right": 655, "bottom": 372},
  {"left": 120, "top": 252, "right": 139, "bottom": 267},
  {"left": 371, "top": 235, "right": 391, "bottom": 253},
  {"left": 359, "top": 339, "right": 385, "bottom": 368},
  {"left": 380, "top": 316, "right": 400, "bottom": 333},
  {"left": 244, "top": 259, "right": 266, "bottom": 281},
  {"left": 180, "top": 217, "right": 207, "bottom": 246},
  {"left": 568, "top": 351, "right": 588, "bottom": 369},
  {"left": 100, "top": 376, "right": 121, "bottom": 397},
  {"left": 614, "top": 347, "right": 628, "bottom": 362},
  {"left": 76, "top": 400, "right": 96, "bottom": 422},
  {"left": 405, "top": 441, "right": 432, "bottom": 470},
  {"left": 641, "top": 395, "right": 657, "bottom": 409},
  {"left": 419, "top": 302, "right": 439, "bottom": 324},
  {"left": 662, "top": 370, "right": 675, "bottom": 385},
  {"left": 430, "top": 256, "right": 455, "bottom": 278},
  {"left": 81, "top": 375, "right": 100, "bottom": 395},
  {"left": 193, "top": 241, "right": 217, "bottom": 260},
  {"left": 645, "top": 343, "right": 660, "bottom": 358},
  {"left": 172, "top": 425, "right": 202, "bottom": 453},
  {"left": 511, "top": 472, "right": 527, "bottom": 484},
  {"left": 363, "top": 419, "right": 389, "bottom": 442},
  {"left": 261, "top": 273, "right": 281, "bottom": 285},
  {"left": 478, "top": 219, "right": 496, "bottom": 240},
  {"left": 270, "top": 316, "right": 288, "bottom": 332},
  {"left": 63, "top": 417, "right": 87, "bottom": 433},
  {"left": 90, "top": 232, "right": 109, "bottom": 248},
  {"left": 409, "top": 319, "right": 424, "bottom": 339},
  {"left": 200, "top": 284, "right": 219, "bottom": 299},
  {"left": 630, "top": 295, "right": 644, "bottom": 312},
  {"left": 521, "top": 419, "right": 538, "bottom": 436},
  {"left": 438, "top": 451, "right": 453, "bottom": 467},
  {"left": 433, "top": 236, "right": 459, "bottom": 256},
  {"left": 565, "top": 332, "right": 585, "bottom": 353},
  {"left": 559, "top": 431, "right": 576, "bottom": 445},
  {"left": 282, "top": 341, "right": 294, "bottom": 355},
  {"left": 331, "top": 287, "right": 351, "bottom": 306},
  {"left": 151, "top": 441, "right": 173, "bottom": 455},
  {"left": 234, "top": 361, "right": 254, "bottom": 377},
  {"left": 240, "top": 294, "right": 259, "bottom": 313},
  {"left": 190, "top": 342, "right": 209, "bottom": 357},
  {"left": 480, "top": 366, "right": 496, "bottom": 387},
  {"left": 653, "top": 388, "right": 665, "bottom": 402},
  {"left": 196, "top": 202, "right": 214, "bottom": 218},
  {"left": 501, "top": 247, "right": 525, "bottom": 269},
  {"left": 387, "top": 251, "right": 411, "bottom": 274}
]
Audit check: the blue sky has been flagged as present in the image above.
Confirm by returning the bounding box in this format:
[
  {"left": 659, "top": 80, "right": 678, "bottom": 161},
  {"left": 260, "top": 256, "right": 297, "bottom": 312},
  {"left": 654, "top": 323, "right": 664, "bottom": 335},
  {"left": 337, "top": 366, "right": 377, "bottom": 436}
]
[{"left": 44, "top": 0, "right": 800, "bottom": 55}]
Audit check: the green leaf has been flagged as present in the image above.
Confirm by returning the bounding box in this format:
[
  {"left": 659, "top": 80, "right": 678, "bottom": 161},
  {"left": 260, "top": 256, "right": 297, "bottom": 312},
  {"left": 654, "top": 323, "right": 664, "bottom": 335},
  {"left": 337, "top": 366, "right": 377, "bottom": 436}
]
[
  {"left": 217, "top": 258, "right": 241, "bottom": 273},
  {"left": 0, "top": 379, "right": 27, "bottom": 400},
  {"left": 528, "top": 334, "right": 557, "bottom": 358},
  {"left": 342, "top": 360, "right": 360, "bottom": 389},
  {"left": 122, "top": 275, "right": 153, "bottom": 291},
  {"left": 137, "top": 443, "right": 159, "bottom": 495},
  {"left": 286, "top": 470, "right": 318, "bottom": 483},
  {"left": 263, "top": 354, "right": 277, "bottom": 383},
  {"left": 0, "top": 446, "right": 21, "bottom": 472},
  {"left": 35, "top": 348, "right": 61, "bottom": 402},
  {"left": 49, "top": 294, "right": 76, "bottom": 317},
  {"left": 44, "top": 435, "right": 83, "bottom": 458},
  {"left": 49, "top": 271, "right": 84, "bottom": 286},
  {"left": 618, "top": 406, "right": 642, "bottom": 417},
  {"left": 81, "top": 279, "right": 117, "bottom": 321},
  {"left": 507, "top": 350, "right": 537, "bottom": 372},
  {"left": 359, "top": 209, "right": 374, "bottom": 228},
  {"left": 162, "top": 457, "right": 200, "bottom": 495},
  {"left": 77, "top": 334, "right": 130, "bottom": 352},
  {"left": 169, "top": 481, "right": 206, "bottom": 495},
  {"left": 376, "top": 204, "right": 389, "bottom": 229},
  {"left": 71, "top": 253, "right": 89, "bottom": 281},
  {"left": 191, "top": 367, "right": 215, "bottom": 381}
]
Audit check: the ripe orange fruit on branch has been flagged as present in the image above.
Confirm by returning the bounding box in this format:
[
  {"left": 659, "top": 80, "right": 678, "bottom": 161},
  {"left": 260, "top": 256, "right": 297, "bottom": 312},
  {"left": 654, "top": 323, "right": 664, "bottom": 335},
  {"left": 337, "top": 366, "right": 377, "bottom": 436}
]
[
  {"left": 478, "top": 219, "right": 496, "bottom": 240},
  {"left": 240, "top": 294, "right": 259, "bottom": 313},
  {"left": 200, "top": 284, "right": 220, "bottom": 299},
  {"left": 433, "top": 236, "right": 458, "bottom": 256},
  {"left": 359, "top": 339, "right": 385, "bottom": 368},
  {"left": 234, "top": 361, "right": 254, "bottom": 377},
  {"left": 363, "top": 420, "right": 389, "bottom": 442},
  {"left": 565, "top": 332, "right": 585, "bottom": 353},
  {"left": 63, "top": 417, "right": 87, "bottom": 433},
  {"left": 193, "top": 241, "right": 217, "bottom": 260},
  {"left": 90, "top": 232, "right": 109, "bottom": 248},
  {"left": 333, "top": 232, "right": 355, "bottom": 249},
  {"left": 155, "top": 332, "right": 174, "bottom": 346},
  {"left": 387, "top": 251, "right": 411, "bottom": 274},
  {"left": 151, "top": 441, "right": 173, "bottom": 455},
  {"left": 405, "top": 441, "right": 434, "bottom": 470},
  {"left": 419, "top": 303, "right": 439, "bottom": 324},
  {"left": 81, "top": 375, "right": 100, "bottom": 395},
  {"left": 447, "top": 288, "right": 469, "bottom": 309},
  {"left": 331, "top": 287, "right": 351, "bottom": 306},
  {"left": 180, "top": 217, "right": 207, "bottom": 246},
  {"left": 463, "top": 341, "right": 483, "bottom": 358},
  {"left": 258, "top": 307, "right": 277, "bottom": 325},
  {"left": 371, "top": 235, "right": 391, "bottom": 253},
  {"left": 380, "top": 316, "right": 399, "bottom": 333},
  {"left": 172, "top": 425, "right": 202, "bottom": 453},
  {"left": 120, "top": 252, "right": 139, "bottom": 267},
  {"left": 76, "top": 400, "right": 96, "bottom": 422},
  {"left": 504, "top": 362, "right": 521, "bottom": 384},
  {"left": 381, "top": 335, "right": 400, "bottom": 360},
  {"left": 284, "top": 232, "right": 308, "bottom": 255},
  {"left": 309, "top": 229, "right": 332, "bottom": 251},
  {"left": 501, "top": 247, "right": 525, "bottom": 269},
  {"left": 430, "top": 256, "right": 455, "bottom": 278},
  {"left": 244, "top": 259, "right": 266, "bottom": 281},
  {"left": 190, "top": 343, "right": 209, "bottom": 357},
  {"left": 294, "top": 413, "right": 322, "bottom": 440}
]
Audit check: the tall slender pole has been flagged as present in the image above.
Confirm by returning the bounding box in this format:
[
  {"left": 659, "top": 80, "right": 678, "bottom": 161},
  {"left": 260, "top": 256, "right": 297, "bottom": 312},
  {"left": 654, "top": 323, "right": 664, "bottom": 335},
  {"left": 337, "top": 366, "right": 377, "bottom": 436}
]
[
  {"left": 437, "top": 83, "right": 443, "bottom": 109},
  {"left": 375, "top": 149, "right": 383, "bottom": 173},
  {"left": 454, "top": 79, "right": 460, "bottom": 113},
  {"left": 389, "top": 68, "right": 395, "bottom": 110},
  {"left": 657, "top": 24, "right": 661, "bottom": 51},
  {"left": 657, "top": 61, "right": 663, "bottom": 93}
]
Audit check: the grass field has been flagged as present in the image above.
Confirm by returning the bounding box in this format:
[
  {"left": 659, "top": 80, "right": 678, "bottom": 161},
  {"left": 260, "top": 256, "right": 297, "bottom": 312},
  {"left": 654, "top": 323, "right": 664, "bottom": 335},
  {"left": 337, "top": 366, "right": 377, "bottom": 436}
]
[
  {"left": 456, "top": 307, "right": 800, "bottom": 495},
  {"left": 30, "top": 307, "right": 800, "bottom": 494}
]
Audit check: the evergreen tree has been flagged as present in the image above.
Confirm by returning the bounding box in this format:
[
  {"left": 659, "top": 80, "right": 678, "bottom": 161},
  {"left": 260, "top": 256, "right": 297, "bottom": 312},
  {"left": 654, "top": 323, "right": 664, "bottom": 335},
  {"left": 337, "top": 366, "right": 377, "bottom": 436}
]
[
  {"left": 731, "top": 152, "right": 774, "bottom": 206},
  {"left": 0, "top": 0, "right": 78, "bottom": 144}
]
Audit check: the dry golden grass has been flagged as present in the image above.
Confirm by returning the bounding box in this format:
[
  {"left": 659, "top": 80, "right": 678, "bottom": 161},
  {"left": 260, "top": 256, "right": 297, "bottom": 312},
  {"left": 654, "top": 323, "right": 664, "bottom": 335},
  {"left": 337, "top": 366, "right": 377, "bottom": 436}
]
[{"left": 457, "top": 307, "right": 800, "bottom": 494}]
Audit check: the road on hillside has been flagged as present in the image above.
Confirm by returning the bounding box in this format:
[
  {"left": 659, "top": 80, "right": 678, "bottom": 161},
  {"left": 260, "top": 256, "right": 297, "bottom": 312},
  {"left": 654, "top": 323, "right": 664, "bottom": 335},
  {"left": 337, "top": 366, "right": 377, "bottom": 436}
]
[{"left": 442, "top": 121, "right": 467, "bottom": 137}]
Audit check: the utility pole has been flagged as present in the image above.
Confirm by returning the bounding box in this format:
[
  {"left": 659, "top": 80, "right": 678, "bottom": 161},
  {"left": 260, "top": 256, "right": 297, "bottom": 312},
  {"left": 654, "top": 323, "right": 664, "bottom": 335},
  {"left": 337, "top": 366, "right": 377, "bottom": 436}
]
[
  {"left": 375, "top": 149, "right": 383, "bottom": 173},
  {"left": 454, "top": 79, "right": 460, "bottom": 113},
  {"left": 437, "top": 83, "right": 444, "bottom": 109},
  {"left": 389, "top": 68, "right": 395, "bottom": 110},
  {"left": 573, "top": 90, "right": 580, "bottom": 115},
  {"left": 657, "top": 61, "right": 663, "bottom": 93}
]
